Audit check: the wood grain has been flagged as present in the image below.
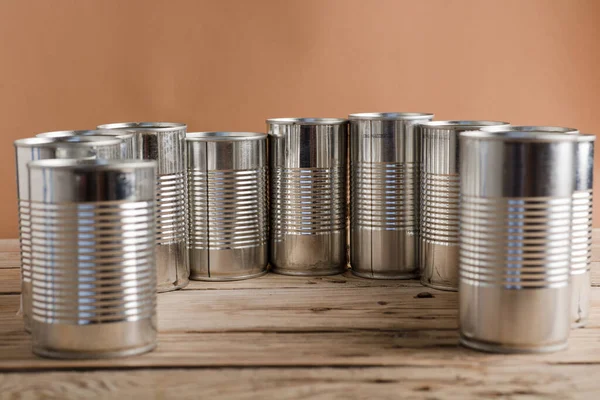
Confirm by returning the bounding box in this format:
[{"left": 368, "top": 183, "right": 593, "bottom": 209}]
[{"left": 0, "top": 232, "right": 599, "bottom": 397}]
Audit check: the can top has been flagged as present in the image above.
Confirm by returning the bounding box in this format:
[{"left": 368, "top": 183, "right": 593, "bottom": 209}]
[
  {"left": 266, "top": 117, "right": 347, "bottom": 125},
  {"left": 186, "top": 132, "right": 266, "bottom": 142},
  {"left": 14, "top": 137, "right": 58, "bottom": 148},
  {"left": 460, "top": 130, "right": 582, "bottom": 142},
  {"left": 575, "top": 133, "right": 597, "bottom": 142},
  {"left": 37, "top": 129, "right": 135, "bottom": 140},
  {"left": 419, "top": 120, "right": 510, "bottom": 129},
  {"left": 97, "top": 122, "right": 187, "bottom": 132},
  {"left": 481, "top": 125, "right": 579, "bottom": 134},
  {"left": 28, "top": 158, "right": 157, "bottom": 171},
  {"left": 348, "top": 112, "right": 434, "bottom": 121}
]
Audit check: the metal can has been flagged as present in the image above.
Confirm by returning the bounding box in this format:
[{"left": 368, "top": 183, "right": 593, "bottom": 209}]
[
  {"left": 482, "top": 125, "right": 594, "bottom": 328},
  {"left": 186, "top": 132, "right": 268, "bottom": 280},
  {"left": 459, "top": 130, "right": 578, "bottom": 353},
  {"left": 98, "top": 122, "right": 189, "bottom": 292},
  {"left": 27, "top": 158, "right": 157, "bottom": 359},
  {"left": 348, "top": 112, "right": 434, "bottom": 279},
  {"left": 37, "top": 129, "right": 137, "bottom": 159},
  {"left": 268, "top": 118, "right": 348, "bottom": 275},
  {"left": 14, "top": 136, "right": 124, "bottom": 333},
  {"left": 419, "top": 121, "right": 509, "bottom": 290}
]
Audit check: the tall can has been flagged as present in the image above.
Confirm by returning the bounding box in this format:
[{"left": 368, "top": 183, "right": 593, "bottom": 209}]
[
  {"left": 482, "top": 125, "right": 594, "bottom": 328},
  {"left": 459, "top": 130, "right": 578, "bottom": 353},
  {"left": 37, "top": 129, "right": 137, "bottom": 159},
  {"left": 268, "top": 118, "right": 348, "bottom": 275},
  {"left": 98, "top": 122, "right": 189, "bottom": 292},
  {"left": 419, "top": 120, "right": 509, "bottom": 290},
  {"left": 348, "top": 112, "right": 433, "bottom": 279},
  {"left": 14, "top": 136, "right": 124, "bottom": 333},
  {"left": 28, "top": 158, "right": 157, "bottom": 359},
  {"left": 186, "top": 132, "right": 268, "bottom": 280}
]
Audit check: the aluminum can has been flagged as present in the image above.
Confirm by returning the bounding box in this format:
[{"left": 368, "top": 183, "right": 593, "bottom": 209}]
[
  {"left": 186, "top": 132, "right": 268, "bottom": 280},
  {"left": 37, "top": 129, "right": 137, "bottom": 159},
  {"left": 348, "top": 112, "right": 433, "bottom": 279},
  {"left": 98, "top": 122, "right": 189, "bottom": 292},
  {"left": 419, "top": 121, "right": 509, "bottom": 290},
  {"left": 459, "top": 130, "right": 577, "bottom": 353},
  {"left": 28, "top": 158, "right": 157, "bottom": 359},
  {"left": 14, "top": 136, "right": 123, "bottom": 333},
  {"left": 268, "top": 118, "right": 348, "bottom": 275}
]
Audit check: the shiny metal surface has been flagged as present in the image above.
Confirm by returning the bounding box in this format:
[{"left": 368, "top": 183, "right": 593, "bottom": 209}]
[
  {"left": 348, "top": 112, "right": 433, "bottom": 279},
  {"left": 27, "top": 159, "right": 157, "bottom": 359},
  {"left": 419, "top": 121, "right": 509, "bottom": 290},
  {"left": 481, "top": 125, "right": 594, "bottom": 328},
  {"left": 459, "top": 130, "right": 578, "bottom": 353},
  {"left": 37, "top": 129, "right": 137, "bottom": 159},
  {"left": 186, "top": 132, "right": 268, "bottom": 281},
  {"left": 14, "top": 136, "right": 123, "bottom": 333},
  {"left": 268, "top": 118, "right": 348, "bottom": 275},
  {"left": 98, "top": 122, "right": 189, "bottom": 292}
]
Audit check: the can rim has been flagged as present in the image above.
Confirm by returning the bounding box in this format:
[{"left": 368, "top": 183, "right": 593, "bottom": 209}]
[
  {"left": 14, "top": 136, "right": 123, "bottom": 148},
  {"left": 480, "top": 125, "right": 579, "bottom": 134},
  {"left": 186, "top": 132, "right": 266, "bottom": 141},
  {"left": 28, "top": 158, "right": 157, "bottom": 170},
  {"left": 419, "top": 120, "right": 510, "bottom": 130},
  {"left": 348, "top": 112, "right": 434, "bottom": 121},
  {"left": 460, "top": 130, "right": 582, "bottom": 142},
  {"left": 14, "top": 137, "right": 59, "bottom": 148},
  {"left": 97, "top": 122, "right": 187, "bottom": 132},
  {"left": 37, "top": 129, "right": 135, "bottom": 140},
  {"left": 266, "top": 118, "right": 348, "bottom": 125}
]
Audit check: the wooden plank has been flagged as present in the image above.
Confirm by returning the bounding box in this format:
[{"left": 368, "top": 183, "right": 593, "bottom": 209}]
[
  {"left": 0, "top": 239, "right": 18, "bottom": 253},
  {"left": 0, "top": 251, "right": 20, "bottom": 269},
  {"left": 0, "top": 365, "right": 598, "bottom": 399}
]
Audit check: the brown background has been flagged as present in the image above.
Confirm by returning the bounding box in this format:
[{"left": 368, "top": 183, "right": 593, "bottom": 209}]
[{"left": 0, "top": 0, "right": 599, "bottom": 238}]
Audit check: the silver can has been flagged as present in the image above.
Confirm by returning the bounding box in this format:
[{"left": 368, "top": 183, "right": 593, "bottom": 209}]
[
  {"left": 419, "top": 121, "right": 509, "bottom": 290},
  {"left": 348, "top": 112, "right": 433, "bottom": 279},
  {"left": 268, "top": 118, "right": 348, "bottom": 276},
  {"left": 28, "top": 158, "right": 157, "bottom": 359},
  {"left": 482, "top": 125, "right": 594, "bottom": 328},
  {"left": 186, "top": 132, "right": 268, "bottom": 281},
  {"left": 459, "top": 130, "right": 578, "bottom": 353},
  {"left": 98, "top": 122, "right": 189, "bottom": 292},
  {"left": 37, "top": 129, "right": 137, "bottom": 159},
  {"left": 14, "top": 136, "right": 124, "bottom": 333}
]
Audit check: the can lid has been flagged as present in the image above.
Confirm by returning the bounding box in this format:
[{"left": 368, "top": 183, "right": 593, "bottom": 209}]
[
  {"left": 37, "top": 129, "right": 135, "bottom": 140},
  {"left": 348, "top": 112, "right": 434, "bottom": 121},
  {"left": 419, "top": 120, "right": 510, "bottom": 130},
  {"left": 460, "top": 130, "right": 581, "bottom": 142},
  {"left": 28, "top": 158, "right": 157, "bottom": 171},
  {"left": 266, "top": 118, "right": 348, "bottom": 125},
  {"left": 186, "top": 132, "right": 266, "bottom": 141},
  {"left": 480, "top": 125, "right": 579, "bottom": 134},
  {"left": 97, "top": 122, "right": 187, "bottom": 132}
]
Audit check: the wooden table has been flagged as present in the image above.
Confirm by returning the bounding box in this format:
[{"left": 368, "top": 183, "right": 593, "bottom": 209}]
[{"left": 0, "top": 234, "right": 599, "bottom": 399}]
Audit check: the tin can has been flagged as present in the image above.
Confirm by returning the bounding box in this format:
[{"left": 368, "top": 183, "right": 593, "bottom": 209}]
[
  {"left": 37, "top": 129, "right": 137, "bottom": 159},
  {"left": 14, "top": 136, "right": 124, "bottom": 333},
  {"left": 27, "top": 158, "right": 157, "bottom": 359},
  {"left": 348, "top": 112, "right": 433, "bottom": 279},
  {"left": 419, "top": 121, "right": 509, "bottom": 290},
  {"left": 459, "top": 130, "right": 577, "bottom": 353},
  {"left": 186, "top": 132, "right": 268, "bottom": 280},
  {"left": 98, "top": 122, "right": 189, "bottom": 292},
  {"left": 268, "top": 118, "right": 348, "bottom": 275}
]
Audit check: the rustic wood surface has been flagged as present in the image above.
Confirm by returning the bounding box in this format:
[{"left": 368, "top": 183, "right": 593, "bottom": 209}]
[{"left": 0, "top": 234, "right": 599, "bottom": 399}]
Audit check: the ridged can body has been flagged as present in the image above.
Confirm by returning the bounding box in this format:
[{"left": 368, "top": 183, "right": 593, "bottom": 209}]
[
  {"left": 14, "top": 136, "right": 123, "bottom": 333},
  {"left": 186, "top": 132, "right": 268, "bottom": 281},
  {"left": 419, "top": 121, "right": 509, "bottom": 290},
  {"left": 98, "top": 122, "right": 189, "bottom": 292},
  {"left": 459, "top": 131, "right": 577, "bottom": 353},
  {"left": 268, "top": 118, "right": 348, "bottom": 276},
  {"left": 348, "top": 113, "right": 433, "bottom": 279},
  {"left": 28, "top": 159, "right": 157, "bottom": 359},
  {"left": 37, "top": 129, "right": 137, "bottom": 159}
]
